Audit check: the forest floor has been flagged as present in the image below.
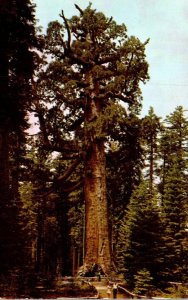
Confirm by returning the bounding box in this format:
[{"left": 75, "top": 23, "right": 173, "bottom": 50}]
[
  {"left": 91, "top": 278, "right": 129, "bottom": 299},
  {"left": 0, "top": 275, "right": 139, "bottom": 299}
]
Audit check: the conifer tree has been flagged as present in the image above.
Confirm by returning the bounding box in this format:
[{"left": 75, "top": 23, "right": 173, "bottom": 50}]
[
  {"left": 162, "top": 157, "right": 188, "bottom": 282},
  {"left": 141, "top": 107, "right": 161, "bottom": 192},
  {"left": 106, "top": 114, "right": 143, "bottom": 253},
  {"left": 116, "top": 181, "right": 165, "bottom": 288},
  {"left": 134, "top": 268, "right": 154, "bottom": 296},
  {"left": 159, "top": 106, "right": 188, "bottom": 197},
  {"left": 34, "top": 3, "right": 149, "bottom": 274},
  {"left": 158, "top": 106, "right": 188, "bottom": 282},
  {"left": 0, "top": 0, "right": 37, "bottom": 274}
]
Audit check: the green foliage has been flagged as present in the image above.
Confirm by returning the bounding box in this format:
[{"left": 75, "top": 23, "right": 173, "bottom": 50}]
[
  {"left": 19, "top": 181, "right": 37, "bottom": 239},
  {"left": 38, "top": 2, "right": 149, "bottom": 147},
  {"left": 106, "top": 113, "right": 143, "bottom": 249},
  {"left": 141, "top": 107, "right": 162, "bottom": 190},
  {"left": 134, "top": 268, "right": 154, "bottom": 296},
  {"left": 162, "top": 157, "right": 188, "bottom": 282},
  {"left": 157, "top": 107, "right": 188, "bottom": 283},
  {"left": 112, "top": 106, "right": 188, "bottom": 289},
  {"left": 116, "top": 181, "right": 165, "bottom": 288},
  {"left": 165, "top": 284, "right": 188, "bottom": 298},
  {"left": 159, "top": 106, "right": 188, "bottom": 192}
]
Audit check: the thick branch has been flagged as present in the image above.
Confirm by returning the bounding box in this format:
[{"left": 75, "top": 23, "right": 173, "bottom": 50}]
[
  {"left": 42, "top": 179, "right": 83, "bottom": 198},
  {"left": 54, "top": 158, "right": 82, "bottom": 185},
  {"left": 35, "top": 105, "right": 81, "bottom": 153},
  {"left": 97, "top": 90, "right": 132, "bottom": 104},
  {"left": 43, "top": 141, "right": 81, "bottom": 153},
  {"left": 59, "top": 9, "right": 91, "bottom": 66},
  {"left": 37, "top": 159, "right": 82, "bottom": 197},
  {"left": 113, "top": 92, "right": 132, "bottom": 103},
  {"left": 61, "top": 179, "right": 83, "bottom": 193},
  {"left": 60, "top": 10, "right": 71, "bottom": 52}
]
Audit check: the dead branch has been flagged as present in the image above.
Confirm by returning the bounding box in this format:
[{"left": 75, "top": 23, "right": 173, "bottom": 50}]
[
  {"left": 74, "top": 4, "right": 84, "bottom": 15},
  {"left": 60, "top": 10, "right": 71, "bottom": 52}
]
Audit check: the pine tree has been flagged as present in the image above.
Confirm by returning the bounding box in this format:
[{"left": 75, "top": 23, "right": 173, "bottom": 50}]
[
  {"left": 116, "top": 181, "right": 165, "bottom": 288},
  {"left": 159, "top": 106, "right": 188, "bottom": 197},
  {"left": 162, "top": 157, "right": 188, "bottom": 282},
  {"left": 158, "top": 106, "right": 188, "bottom": 283},
  {"left": 141, "top": 107, "right": 161, "bottom": 192},
  {"left": 134, "top": 268, "right": 154, "bottom": 296}
]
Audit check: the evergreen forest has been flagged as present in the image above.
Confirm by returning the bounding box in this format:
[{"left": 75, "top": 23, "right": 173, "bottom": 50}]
[{"left": 0, "top": 0, "right": 188, "bottom": 298}]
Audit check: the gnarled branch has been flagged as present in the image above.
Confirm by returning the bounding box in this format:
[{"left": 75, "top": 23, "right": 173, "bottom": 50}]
[
  {"left": 60, "top": 10, "right": 71, "bottom": 52},
  {"left": 54, "top": 157, "right": 82, "bottom": 186}
]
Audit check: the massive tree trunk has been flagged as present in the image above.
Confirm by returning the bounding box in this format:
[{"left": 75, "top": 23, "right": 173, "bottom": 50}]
[
  {"left": 83, "top": 73, "right": 111, "bottom": 274},
  {"left": 84, "top": 140, "right": 111, "bottom": 274}
]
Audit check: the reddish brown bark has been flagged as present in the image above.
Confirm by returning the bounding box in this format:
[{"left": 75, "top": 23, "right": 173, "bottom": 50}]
[
  {"left": 83, "top": 72, "right": 111, "bottom": 274},
  {"left": 84, "top": 140, "right": 111, "bottom": 274}
]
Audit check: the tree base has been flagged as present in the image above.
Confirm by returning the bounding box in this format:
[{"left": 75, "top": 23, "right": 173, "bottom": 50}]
[{"left": 77, "top": 263, "right": 105, "bottom": 277}]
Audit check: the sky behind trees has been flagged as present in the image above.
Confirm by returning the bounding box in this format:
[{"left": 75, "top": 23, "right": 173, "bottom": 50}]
[{"left": 33, "top": 0, "right": 188, "bottom": 118}]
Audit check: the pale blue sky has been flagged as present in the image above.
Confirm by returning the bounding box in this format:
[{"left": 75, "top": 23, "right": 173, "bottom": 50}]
[{"left": 33, "top": 0, "right": 188, "bottom": 118}]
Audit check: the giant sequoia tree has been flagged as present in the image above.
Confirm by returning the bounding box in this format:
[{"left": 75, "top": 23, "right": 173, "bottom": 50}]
[{"left": 35, "top": 4, "right": 149, "bottom": 274}]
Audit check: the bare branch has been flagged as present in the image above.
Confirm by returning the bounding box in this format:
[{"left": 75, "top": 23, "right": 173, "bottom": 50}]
[
  {"left": 59, "top": 10, "right": 93, "bottom": 66},
  {"left": 74, "top": 4, "right": 83, "bottom": 15},
  {"left": 60, "top": 10, "right": 71, "bottom": 52}
]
